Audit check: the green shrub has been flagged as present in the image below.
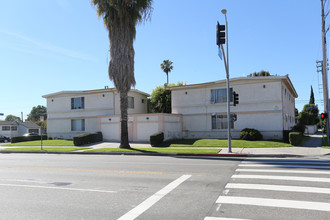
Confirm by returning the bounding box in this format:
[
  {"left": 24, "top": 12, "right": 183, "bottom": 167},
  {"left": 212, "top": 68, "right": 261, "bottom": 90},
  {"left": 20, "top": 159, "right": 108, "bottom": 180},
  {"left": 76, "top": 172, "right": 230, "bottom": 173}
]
[
  {"left": 11, "top": 135, "right": 48, "bottom": 143},
  {"left": 240, "top": 128, "right": 263, "bottom": 141},
  {"left": 48, "top": 136, "right": 53, "bottom": 140},
  {"left": 150, "top": 132, "right": 164, "bottom": 146},
  {"left": 292, "top": 123, "right": 305, "bottom": 133},
  {"left": 282, "top": 130, "right": 291, "bottom": 143},
  {"left": 289, "top": 132, "right": 303, "bottom": 146},
  {"left": 73, "top": 132, "right": 103, "bottom": 146}
]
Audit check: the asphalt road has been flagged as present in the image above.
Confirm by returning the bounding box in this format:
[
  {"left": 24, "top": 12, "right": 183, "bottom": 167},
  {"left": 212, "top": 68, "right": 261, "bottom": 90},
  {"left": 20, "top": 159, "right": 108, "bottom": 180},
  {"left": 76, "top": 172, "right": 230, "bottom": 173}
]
[
  {"left": 0, "top": 154, "right": 240, "bottom": 220},
  {"left": 1, "top": 154, "right": 330, "bottom": 220}
]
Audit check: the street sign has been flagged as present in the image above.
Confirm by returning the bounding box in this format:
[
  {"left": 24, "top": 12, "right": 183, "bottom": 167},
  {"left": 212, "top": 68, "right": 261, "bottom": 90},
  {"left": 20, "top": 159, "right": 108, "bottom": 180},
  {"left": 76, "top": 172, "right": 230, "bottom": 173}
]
[
  {"left": 0, "top": 113, "right": 4, "bottom": 116},
  {"left": 40, "top": 116, "right": 44, "bottom": 122}
]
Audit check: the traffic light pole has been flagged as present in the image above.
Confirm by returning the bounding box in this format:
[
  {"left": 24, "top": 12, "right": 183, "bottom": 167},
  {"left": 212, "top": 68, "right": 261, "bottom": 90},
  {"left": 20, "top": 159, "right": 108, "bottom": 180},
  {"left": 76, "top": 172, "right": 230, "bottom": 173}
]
[
  {"left": 321, "top": 0, "right": 330, "bottom": 143},
  {"left": 220, "top": 44, "right": 231, "bottom": 153},
  {"left": 217, "top": 9, "right": 232, "bottom": 153}
]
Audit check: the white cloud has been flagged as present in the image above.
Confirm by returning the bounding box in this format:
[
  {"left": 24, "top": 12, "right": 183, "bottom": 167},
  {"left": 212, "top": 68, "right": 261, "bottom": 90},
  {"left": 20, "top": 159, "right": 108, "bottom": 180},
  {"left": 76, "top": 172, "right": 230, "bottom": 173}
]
[{"left": 0, "top": 29, "right": 95, "bottom": 61}]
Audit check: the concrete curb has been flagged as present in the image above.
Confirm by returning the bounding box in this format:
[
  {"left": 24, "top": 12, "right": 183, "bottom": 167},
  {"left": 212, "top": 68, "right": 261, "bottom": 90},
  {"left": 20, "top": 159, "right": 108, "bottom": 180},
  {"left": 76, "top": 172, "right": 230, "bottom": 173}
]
[{"left": 0, "top": 150, "right": 319, "bottom": 158}]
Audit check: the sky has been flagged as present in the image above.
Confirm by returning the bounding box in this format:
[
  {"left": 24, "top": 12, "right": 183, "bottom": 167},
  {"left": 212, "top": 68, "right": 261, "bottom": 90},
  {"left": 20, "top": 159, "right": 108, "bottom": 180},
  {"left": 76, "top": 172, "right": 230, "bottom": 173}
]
[{"left": 0, "top": 0, "right": 327, "bottom": 120}]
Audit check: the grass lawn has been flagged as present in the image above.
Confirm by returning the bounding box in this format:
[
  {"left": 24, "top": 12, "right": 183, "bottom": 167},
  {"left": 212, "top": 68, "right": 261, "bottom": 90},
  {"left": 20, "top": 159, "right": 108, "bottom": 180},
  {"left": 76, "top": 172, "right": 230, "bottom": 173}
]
[
  {"left": 158, "top": 139, "right": 292, "bottom": 148},
  {"left": 322, "top": 135, "right": 330, "bottom": 148},
  {"left": 3, "top": 140, "right": 74, "bottom": 147},
  {"left": 0, "top": 147, "right": 88, "bottom": 152},
  {"left": 86, "top": 148, "right": 221, "bottom": 154}
]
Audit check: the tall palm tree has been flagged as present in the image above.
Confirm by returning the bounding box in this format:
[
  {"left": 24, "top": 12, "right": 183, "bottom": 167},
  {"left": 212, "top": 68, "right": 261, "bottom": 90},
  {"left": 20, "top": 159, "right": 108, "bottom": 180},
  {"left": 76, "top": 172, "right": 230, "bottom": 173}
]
[
  {"left": 160, "top": 59, "right": 173, "bottom": 86},
  {"left": 91, "top": 0, "right": 153, "bottom": 148}
]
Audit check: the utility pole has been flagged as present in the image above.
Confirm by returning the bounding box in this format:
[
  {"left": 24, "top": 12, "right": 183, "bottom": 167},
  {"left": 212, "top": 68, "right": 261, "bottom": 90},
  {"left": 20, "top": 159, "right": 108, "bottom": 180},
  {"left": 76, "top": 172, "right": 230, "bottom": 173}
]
[{"left": 321, "top": 0, "right": 330, "bottom": 142}]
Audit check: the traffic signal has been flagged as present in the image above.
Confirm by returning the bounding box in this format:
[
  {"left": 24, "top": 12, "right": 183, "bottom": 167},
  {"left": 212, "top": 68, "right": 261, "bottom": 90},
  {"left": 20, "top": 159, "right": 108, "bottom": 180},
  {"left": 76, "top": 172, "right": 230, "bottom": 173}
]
[
  {"left": 233, "top": 91, "right": 239, "bottom": 106},
  {"left": 216, "top": 21, "right": 225, "bottom": 46},
  {"left": 321, "top": 113, "right": 328, "bottom": 119},
  {"left": 231, "top": 114, "right": 237, "bottom": 122}
]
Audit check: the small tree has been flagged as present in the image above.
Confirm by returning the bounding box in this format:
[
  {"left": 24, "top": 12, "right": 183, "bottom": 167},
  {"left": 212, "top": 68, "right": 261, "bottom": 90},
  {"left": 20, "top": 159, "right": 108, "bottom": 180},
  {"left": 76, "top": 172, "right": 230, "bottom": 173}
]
[
  {"left": 150, "top": 82, "right": 186, "bottom": 113},
  {"left": 309, "top": 86, "right": 315, "bottom": 105},
  {"left": 5, "top": 114, "right": 22, "bottom": 122},
  {"left": 297, "top": 104, "right": 319, "bottom": 126},
  {"left": 247, "top": 70, "right": 271, "bottom": 77},
  {"left": 27, "top": 105, "right": 47, "bottom": 122}
]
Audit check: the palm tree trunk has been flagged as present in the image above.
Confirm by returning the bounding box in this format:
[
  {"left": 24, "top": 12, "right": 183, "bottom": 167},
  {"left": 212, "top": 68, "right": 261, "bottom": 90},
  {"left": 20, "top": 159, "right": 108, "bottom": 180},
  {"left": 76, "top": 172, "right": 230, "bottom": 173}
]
[
  {"left": 166, "top": 72, "right": 169, "bottom": 86},
  {"left": 119, "top": 91, "right": 130, "bottom": 148}
]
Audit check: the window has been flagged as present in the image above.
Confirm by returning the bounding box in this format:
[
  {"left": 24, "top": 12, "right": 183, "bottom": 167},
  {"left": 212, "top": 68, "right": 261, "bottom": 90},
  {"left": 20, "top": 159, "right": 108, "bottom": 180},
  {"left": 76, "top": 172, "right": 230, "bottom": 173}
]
[
  {"left": 71, "top": 97, "right": 85, "bottom": 110},
  {"left": 71, "top": 119, "right": 85, "bottom": 131},
  {"left": 2, "top": 126, "right": 10, "bottom": 131},
  {"left": 11, "top": 126, "right": 17, "bottom": 131},
  {"left": 29, "top": 129, "right": 39, "bottom": 133},
  {"left": 212, "top": 115, "right": 234, "bottom": 129},
  {"left": 210, "top": 88, "right": 233, "bottom": 103},
  {"left": 128, "top": 96, "right": 134, "bottom": 109}
]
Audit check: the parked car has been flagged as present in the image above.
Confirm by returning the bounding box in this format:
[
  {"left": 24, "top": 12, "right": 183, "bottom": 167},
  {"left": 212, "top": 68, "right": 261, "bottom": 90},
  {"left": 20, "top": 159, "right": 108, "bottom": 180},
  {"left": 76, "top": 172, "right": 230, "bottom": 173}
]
[
  {"left": 0, "top": 135, "right": 10, "bottom": 143},
  {"left": 23, "top": 133, "right": 39, "bottom": 137}
]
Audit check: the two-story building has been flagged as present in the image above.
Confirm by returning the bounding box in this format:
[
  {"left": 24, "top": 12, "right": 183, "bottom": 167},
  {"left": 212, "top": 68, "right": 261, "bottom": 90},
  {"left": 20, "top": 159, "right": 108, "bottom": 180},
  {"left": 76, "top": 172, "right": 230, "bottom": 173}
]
[
  {"left": 43, "top": 88, "right": 149, "bottom": 139},
  {"left": 169, "top": 75, "right": 297, "bottom": 139},
  {"left": 43, "top": 75, "right": 297, "bottom": 141}
]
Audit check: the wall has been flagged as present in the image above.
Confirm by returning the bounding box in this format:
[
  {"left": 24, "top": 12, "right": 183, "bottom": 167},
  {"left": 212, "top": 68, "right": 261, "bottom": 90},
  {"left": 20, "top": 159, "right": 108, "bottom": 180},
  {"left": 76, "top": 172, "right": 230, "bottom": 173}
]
[
  {"left": 46, "top": 91, "right": 115, "bottom": 120},
  {"left": 113, "top": 91, "right": 148, "bottom": 115},
  {"left": 0, "top": 126, "right": 19, "bottom": 138},
  {"left": 46, "top": 90, "right": 149, "bottom": 139},
  {"left": 281, "top": 82, "right": 296, "bottom": 131},
  {"left": 99, "top": 113, "right": 182, "bottom": 142},
  {"left": 171, "top": 78, "right": 290, "bottom": 139}
]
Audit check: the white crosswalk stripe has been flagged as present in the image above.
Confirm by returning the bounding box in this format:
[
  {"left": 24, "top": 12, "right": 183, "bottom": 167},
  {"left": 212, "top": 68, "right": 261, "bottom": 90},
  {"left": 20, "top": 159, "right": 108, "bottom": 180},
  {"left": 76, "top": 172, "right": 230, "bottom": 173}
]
[{"left": 205, "top": 159, "right": 330, "bottom": 220}]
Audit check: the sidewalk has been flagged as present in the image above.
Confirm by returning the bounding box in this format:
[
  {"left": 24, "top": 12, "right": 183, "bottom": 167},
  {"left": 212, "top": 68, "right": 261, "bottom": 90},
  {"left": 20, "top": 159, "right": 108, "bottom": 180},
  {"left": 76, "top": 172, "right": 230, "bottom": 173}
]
[
  {"left": 2, "top": 132, "right": 330, "bottom": 158},
  {"left": 76, "top": 132, "right": 330, "bottom": 157}
]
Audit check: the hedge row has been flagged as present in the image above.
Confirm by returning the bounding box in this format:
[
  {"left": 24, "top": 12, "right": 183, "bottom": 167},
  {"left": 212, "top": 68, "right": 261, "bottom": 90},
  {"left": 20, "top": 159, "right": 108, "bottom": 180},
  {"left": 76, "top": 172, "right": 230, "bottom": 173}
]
[
  {"left": 240, "top": 128, "right": 263, "bottom": 141},
  {"left": 150, "top": 132, "right": 164, "bottom": 146},
  {"left": 289, "top": 132, "right": 303, "bottom": 146},
  {"left": 73, "top": 132, "right": 103, "bottom": 146},
  {"left": 11, "top": 135, "right": 48, "bottom": 143}
]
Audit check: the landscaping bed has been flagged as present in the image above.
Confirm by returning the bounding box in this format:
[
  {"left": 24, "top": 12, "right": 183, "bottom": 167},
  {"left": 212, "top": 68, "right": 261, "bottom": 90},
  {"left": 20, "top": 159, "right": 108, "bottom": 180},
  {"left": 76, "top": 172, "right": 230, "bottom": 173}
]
[{"left": 157, "top": 139, "right": 293, "bottom": 148}]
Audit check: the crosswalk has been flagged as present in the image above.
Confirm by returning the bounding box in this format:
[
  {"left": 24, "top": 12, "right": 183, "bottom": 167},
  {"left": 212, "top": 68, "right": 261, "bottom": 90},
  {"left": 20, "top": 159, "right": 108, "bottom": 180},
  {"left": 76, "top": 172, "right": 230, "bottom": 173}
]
[{"left": 205, "top": 158, "right": 330, "bottom": 220}]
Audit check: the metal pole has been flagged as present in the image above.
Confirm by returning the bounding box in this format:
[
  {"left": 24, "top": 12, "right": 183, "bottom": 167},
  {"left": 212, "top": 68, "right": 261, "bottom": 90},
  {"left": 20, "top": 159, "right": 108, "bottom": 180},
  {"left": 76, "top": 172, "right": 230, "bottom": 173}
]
[
  {"left": 224, "top": 13, "right": 231, "bottom": 153},
  {"left": 41, "top": 127, "right": 43, "bottom": 150},
  {"left": 321, "top": 0, "right": 330, "bottom": 142}
]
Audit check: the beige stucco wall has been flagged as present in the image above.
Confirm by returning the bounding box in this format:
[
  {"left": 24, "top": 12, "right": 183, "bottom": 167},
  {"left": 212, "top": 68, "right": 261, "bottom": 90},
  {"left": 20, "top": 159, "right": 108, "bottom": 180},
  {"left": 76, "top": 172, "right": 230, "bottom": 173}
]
[
  {"left": 171, "top": 78, "right": 296, "bottom": 140},
  {"left": 281, "top": 83, "right": 296, "bottom": 130},
  {"left": 99, "top": 113, "right": 182, "bottom": 142},
  {"left": 45, "top": 89, "right": 149, "bottom": 139},
  {"left": 47, "top": 91, "right": 115, "bottom": 120},
  {"left": 113, "top": 91, "right": 148, "bottom": 115},
  {"left": 47, "top": 117, "right": 98, "bottom": 139}
]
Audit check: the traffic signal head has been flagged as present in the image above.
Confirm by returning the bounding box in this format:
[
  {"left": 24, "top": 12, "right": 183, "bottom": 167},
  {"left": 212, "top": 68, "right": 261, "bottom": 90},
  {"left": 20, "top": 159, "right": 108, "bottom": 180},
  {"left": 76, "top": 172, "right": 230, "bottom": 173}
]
[
  {"left": 321, "top": 113, "right": 328, "bottom": 119},
  {"left": 233, "top": 91, "right": 239, "bottom": 106},
  {"left": 231, "top": 113, "right": 237, "bottom": 122},
  {"left": 216, "top": 21, "right": 225, "bottom": 46}
]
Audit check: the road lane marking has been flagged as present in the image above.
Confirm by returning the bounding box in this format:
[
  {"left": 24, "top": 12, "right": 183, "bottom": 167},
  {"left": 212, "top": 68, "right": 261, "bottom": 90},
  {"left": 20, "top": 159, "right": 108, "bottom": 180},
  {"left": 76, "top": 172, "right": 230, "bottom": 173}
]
[
  {"left": 216, "top": 196, "right": 330, "bottom": 212},
  {"left": 117, "top": 174, "right": 191, "bottom": 220},
  {"left": 238, "top": 164, "right": 330, "bottom": 169},
  {"left": 232, "top": 174, "right": 330, "bottom": 182},
  {"left": 223, "top": 189, "right": 230, "bottom": 195},
  {"left": 0, "top": 183, "right": 116, "bottom": 193},
  {"left": 242, "top": 160, "right": 330, "bottom": 165},
  {"left": 236, "top": 168, "right": 330, "bottom": 174},
  {"left": 205, "top": 217, "right": 250, "bottom": 220},
  {"left": 226, "top": 183, "right": 330, "bottom": 194}
]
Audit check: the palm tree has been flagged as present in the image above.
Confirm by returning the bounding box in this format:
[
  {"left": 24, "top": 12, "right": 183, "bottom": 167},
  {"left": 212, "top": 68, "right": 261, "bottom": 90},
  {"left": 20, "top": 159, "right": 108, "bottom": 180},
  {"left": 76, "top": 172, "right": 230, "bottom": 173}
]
[
  {"left": 160, "top": 59, "right": 173, "bottom": 86},
  {"left": 91, "top": 0, "right": 153, "bottom": 148}
]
